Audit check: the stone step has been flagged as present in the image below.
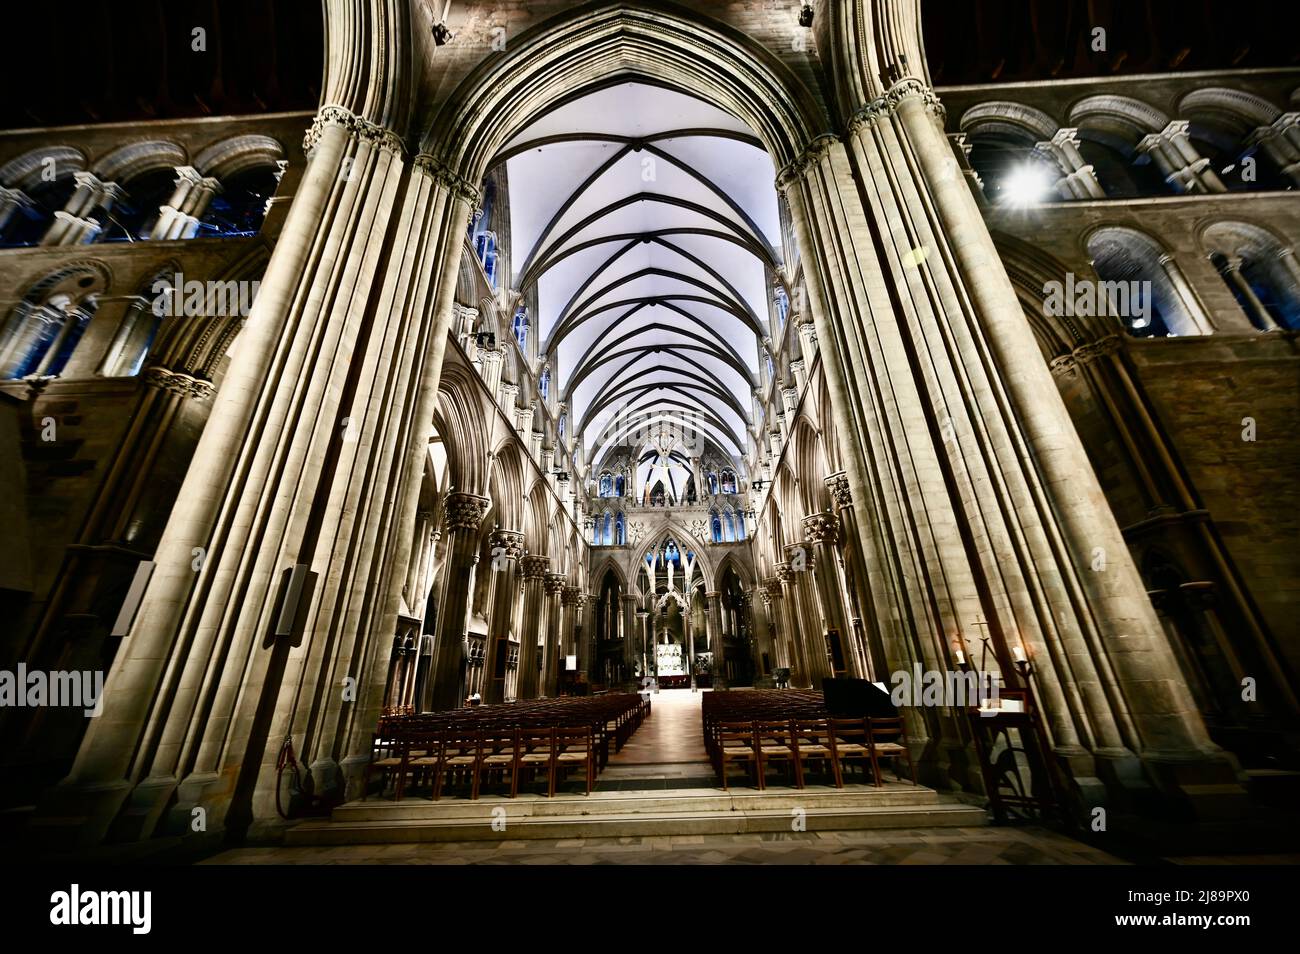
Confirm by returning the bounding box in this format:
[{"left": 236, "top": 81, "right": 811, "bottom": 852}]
[
  {"left": 331, "top": 784, "right": 943, "bottom": 823},
  {"left": 286, "top": 789, "right": 987, "bottom": 845}
]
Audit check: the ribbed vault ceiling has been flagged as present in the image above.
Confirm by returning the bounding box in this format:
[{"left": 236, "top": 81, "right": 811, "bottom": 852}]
[{"left": 500, "top": 81, "right": 781, "bottom": 472}]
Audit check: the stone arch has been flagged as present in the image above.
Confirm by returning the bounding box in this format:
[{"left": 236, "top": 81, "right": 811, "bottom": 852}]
[
  {"left": 0, "top": 146, "right": 87, "bottom": 190},
  {"left": 715, "top": 549, "right": 754, "bottom": 590},
  {"left": 522, "top": 481, "right": 551, "bottom": 557},
  {"left": 1177, "top": 88, "right": 1282, "bottom": 136},
  {"left": 193, "top": 135, "right": 286, "bottom": 180},
  {"left": 958, "top": 101, "right": 1059, "bottom": 143},
  {"left": 790, "top": 416, "right": 829, "bottom": 516},
  {"left": 1083, "top": 224, "right": 1209, "bottom": 338},
  {"left": 93, "top": 141, "right": 188, "bottom": 183},
  {"left": 488, "top": 442, "right": 525, "bottom": 532},
  {"left": 1201, "top": 219, "right": 1300, "bottom": 330},
  {"left": 433, "top": 362, "right": 490, "bottom": 496},
  {"left": 148, "top": 245, "right": 271, "bottom": 377},
  {"left": 420, "top": 3, "right": 827, "bottom": 189},
  {"left": 629, "top": 516, "right": 715, "bottom": 591},
  {"left": 590, "top": 551, "right": 629, "bottom": 594},
  {"left": 1068, "top": 93, "right": 1169, "bottom": 149}
]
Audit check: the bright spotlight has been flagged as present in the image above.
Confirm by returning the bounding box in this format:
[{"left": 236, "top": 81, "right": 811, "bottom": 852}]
[{"left": 1000, "top": 163, "right": 1054, "bottom": 207}]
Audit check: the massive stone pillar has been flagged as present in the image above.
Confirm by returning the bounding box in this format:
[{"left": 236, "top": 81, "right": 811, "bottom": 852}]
[
  {"left": 541, "top": 572, "right": 566, "bottom": 696},
  {"left": 515, "top": 555, "right": 550, "bottom": 699},
  {"left": 784, "top": 1, "right": 1241, "bottom": 813},
  {"left": 483, "top": 529, "right": 524, "bottom": 705},
  {"left": 28, "top": 0, "right": 503, "bottom": 846},
  {"left": 424, "top": 492, "right": 490, "bottom": 712}
]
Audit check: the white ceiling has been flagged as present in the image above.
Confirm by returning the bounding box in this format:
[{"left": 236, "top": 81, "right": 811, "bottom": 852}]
[{"left": 499, "top": 80, "right": 782, "bottom": 471}]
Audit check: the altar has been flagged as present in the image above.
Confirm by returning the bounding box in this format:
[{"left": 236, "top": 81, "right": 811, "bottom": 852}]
[{"left": 656, "top": 642, "right": 685, "bottom": 677}]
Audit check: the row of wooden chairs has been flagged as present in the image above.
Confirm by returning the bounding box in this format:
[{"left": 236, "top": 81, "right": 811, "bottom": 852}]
[
  {"left": 711, "top": 717, "right": 915, "bottom": 790},
  {"left": 365, "top": 695, "right": 649, "bottom": 800},
  {"left": 364, "top": 725, "right": 598, "bottom": 800},
  {"left": 379, "top": 696, "right": 648, "bottom": 770}
]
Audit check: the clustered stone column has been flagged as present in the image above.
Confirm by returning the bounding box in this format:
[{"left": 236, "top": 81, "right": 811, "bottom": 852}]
[
  {"left": 801, "top": 510, "right": 860, "bottom": 679},
  {"left": 515, "top": 554, "right": 550, "bottom": 699},
  {"left": 483, "top": 529, "right": 525, "bottom": 704},
  {"left": 825, "top": 470, "right": 883, "bottom": 679},
  {"left": 39, "top": 57, "right": 495, "bottom": 844},
  {"left": 775, "top": 12, "right": 1238, "bottom": 809},
  {"left": 772, "top": 561, "right": 807, "bottom": 685},
  {"left": 621, "top": 593, "right": 639, "bottom": 679},
  {"left": 424, "top": 492, "right": 490, "bottom": 712},
  {"left": 1136, "top": 121, "right": 1225, "bottom": 193},
  {"left": 703, "top": 590, "right": 724, "bottom": 657},
  {"left": 1033, "top": 128, "right": 1105, "bottom": 200},
  {"left": 42, "top": 171, "right": 122, "bottom": 245},
  {"left": 542, "top": 572, "right": 567, "bottom": 696},
  {"left": 1247, "top": 112, "right": 1300, "bottom": 187},
  {"left": 560, "top": 586, "right": 584, "bottom": 675},
  {"left": 150, "top": 166, "right": 224, "bottom": 240}
]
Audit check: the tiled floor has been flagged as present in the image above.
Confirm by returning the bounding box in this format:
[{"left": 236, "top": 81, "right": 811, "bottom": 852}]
[{"left": 203, "top": 825, "right": 1128, "bottom": 865}]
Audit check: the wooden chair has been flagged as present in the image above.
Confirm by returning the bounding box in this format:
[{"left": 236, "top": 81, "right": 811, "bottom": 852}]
[
  {"left": 829, "top": 718, "right": 873, "bottom": 785},
  {"left": 474, "top": 729, "right": 520, "bottom": 799},
  {"left": 553, "top": 725, "right": 595, "bottom": 796},
  {"left": 430, "top": 729, "right": 479, "bottom": 800},
  {"left": 793, "top": 719, "right": 842, "bottom": 788},
  {"left": 756, "top": 719, "right": 801, "bottom": 788},
  {"left": 866, "top": 716, "right": 917, "bottom": 786},
  {"left": 516, "top": 726, "right": 555, "bottom": 797},
  {"left": 362, "top": 732, "right": 408, "bottom": 801},
  {"left": 717, "top": 721, "right": 760, "bottom": 791}
]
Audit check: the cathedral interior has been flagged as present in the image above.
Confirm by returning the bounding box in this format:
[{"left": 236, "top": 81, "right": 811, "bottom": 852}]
[{"left": 1, "top": 0, "right": 1298, "bottom": 874}]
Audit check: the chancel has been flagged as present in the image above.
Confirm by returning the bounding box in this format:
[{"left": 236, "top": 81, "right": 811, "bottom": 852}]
[{"left": 0, "top": 0, "right": 1297, "bottom": 869}]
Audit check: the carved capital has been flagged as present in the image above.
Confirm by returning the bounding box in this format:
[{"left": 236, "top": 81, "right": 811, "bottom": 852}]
[
  {"left": 775, "top": 133, "right": 839, "bottom": 193},
  {"left": 520, "top": 554, "right": 551, "bottom": 580},
  {"left": 488, "top": 529, "right": 524, "bottom": 561},
  {"left": 444, "top": 492, "right": 490, "bottom": 532},
  {"left": 784, "top": 542, "right": 814, "bottom": 571},
  {"left": 1049, "top": 334, "right": 1123, "bottom": 378},
  {"left": 142, "top": 365, "right": 216, "bottom": 401},
  {"left": 303, "top": 105, "right": 405, "bottom": 157},
  {"left": 824, "top": 471, "right": 852, "bottom": 509},
  {"left": 802, "top": 511, "right": 840, "bottom": 545},
  {"left": 413, "top": 153, "right": 481, "bottom": 205},
  {"left": 545, "top": 572, "right": 568, "bottom": 596},
  {"left": 847, "top": 76, "right": 947, "bottom": 137}
]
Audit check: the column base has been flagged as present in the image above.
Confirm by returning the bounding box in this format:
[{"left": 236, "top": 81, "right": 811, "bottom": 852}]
[{"left": 26, "top": 777, "right": 134, "bottom": 852}]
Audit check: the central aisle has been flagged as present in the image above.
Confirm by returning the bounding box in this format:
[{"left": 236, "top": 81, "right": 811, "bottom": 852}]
[{"left": 602, "top": 688, "right": 711, "bottom": 783}]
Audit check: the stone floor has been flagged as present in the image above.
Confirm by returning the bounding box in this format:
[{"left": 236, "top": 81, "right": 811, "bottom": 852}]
[{"left": 203, "top": 825, "right": 1127, "bottom": 865}]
